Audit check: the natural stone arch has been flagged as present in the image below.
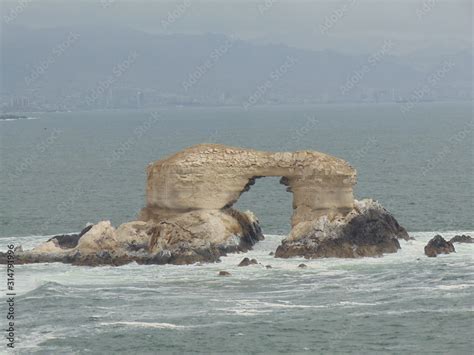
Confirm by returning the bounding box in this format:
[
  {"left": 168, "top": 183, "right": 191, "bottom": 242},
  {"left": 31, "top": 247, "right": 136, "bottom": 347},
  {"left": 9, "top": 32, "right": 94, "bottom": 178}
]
[
  {"left": 139, "top": 143, "right": 357, "bottom": 227},
  {"left": 5, "top": 143, "right": 410, "bottom": 266}
]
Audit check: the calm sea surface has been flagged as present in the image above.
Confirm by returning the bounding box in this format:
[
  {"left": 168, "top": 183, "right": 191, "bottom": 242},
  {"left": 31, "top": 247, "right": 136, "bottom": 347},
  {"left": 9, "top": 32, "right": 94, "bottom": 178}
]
[{"left": 0, "top": 102, "right": 472, "bottom": 353}]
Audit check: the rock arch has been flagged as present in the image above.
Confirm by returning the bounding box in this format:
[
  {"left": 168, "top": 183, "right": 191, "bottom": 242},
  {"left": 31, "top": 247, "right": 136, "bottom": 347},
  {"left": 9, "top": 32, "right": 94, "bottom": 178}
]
[
  {"left": 4, "top": 143, "right": 409, "bottom": 266},
  {"left": 139, "top": 143, "right": 357, "bottom": 227}
]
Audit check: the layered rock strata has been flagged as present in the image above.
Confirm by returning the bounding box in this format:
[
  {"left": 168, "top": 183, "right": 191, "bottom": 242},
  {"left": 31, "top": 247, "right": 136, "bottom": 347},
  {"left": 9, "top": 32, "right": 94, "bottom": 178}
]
[{"left": 139, "top": 144, "right": 356, "bottom": 227}]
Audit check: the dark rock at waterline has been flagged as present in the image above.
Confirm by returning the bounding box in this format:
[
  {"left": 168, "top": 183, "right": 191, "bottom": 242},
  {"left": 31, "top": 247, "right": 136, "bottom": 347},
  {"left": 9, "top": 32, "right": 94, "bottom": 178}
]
[
  {"left": 268, "top": 251, "right": 274, "bottom": 256},
  {"left": 265, "top": 265, "right": 272, "bottom": 269},
  {"left": 47, "top": 225, "right": 93, "bottom": 249},
  {"left": 0, "top": 234, "right": 257, "bottom": 267},
  {"left": 218, "top": 271, "right": 231, "bottom": 276},
  {"left": 0, "top": 248, "right": 217, "bottom": 267},
  {"left": 298, "top": 263, "right": 307, "bottom": 268},
  {"left": 424, "top": 235, "right": 455, "bottom": 257},
  {"left": 238, "top": 257, "right": 258, "bottom": 267},
  {"left": 449, "top": 235, "right": 473, "bottom": 244},
  {"left": 275, "top": 200, "right": 407, "bottom": 259},
  {"left": 1, "top": 207, "right": 265, "bottom": 267}
]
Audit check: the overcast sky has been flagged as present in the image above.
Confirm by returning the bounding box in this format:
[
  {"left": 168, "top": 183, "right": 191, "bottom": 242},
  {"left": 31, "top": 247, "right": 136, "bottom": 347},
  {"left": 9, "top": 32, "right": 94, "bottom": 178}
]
[{"left": 1, "top": 0, "right": 472, "bottom": 55}]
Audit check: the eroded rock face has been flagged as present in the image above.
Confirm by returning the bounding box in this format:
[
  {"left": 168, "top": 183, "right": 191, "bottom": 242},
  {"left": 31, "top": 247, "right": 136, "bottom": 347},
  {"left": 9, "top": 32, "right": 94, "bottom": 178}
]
[
  {"left": 5, "top": 208, "right": 263, "bottom": 266},
  {"left": 1, "top": 144, "right": 408, "bottom": 266},
  {"left": 275, "top": 199, "right": 409, "bottom": 259},
  {"left": 424, "top": 235, "right": 455, "bottom": 257},
  {"left": 139, "top": 144, "right": 356, "bottom": 227}
]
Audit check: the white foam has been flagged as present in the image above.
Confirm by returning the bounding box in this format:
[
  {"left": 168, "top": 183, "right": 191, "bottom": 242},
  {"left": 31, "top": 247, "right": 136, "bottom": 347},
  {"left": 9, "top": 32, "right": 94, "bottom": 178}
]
[
  {"left": 0, "top": 116, "right": 39, "bottom": 121},
  {"left": 436, "top": 284, "right": 472, "bottom": 290},
  {"left": 100, "top": 321, "right": 188, "bottom": 329}
]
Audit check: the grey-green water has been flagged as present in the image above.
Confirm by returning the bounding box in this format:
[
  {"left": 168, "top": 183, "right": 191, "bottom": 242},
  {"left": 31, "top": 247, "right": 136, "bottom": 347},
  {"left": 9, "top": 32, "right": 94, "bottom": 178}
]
[{"left": 0, "top": 102, "right": 473, "bottom": 353}]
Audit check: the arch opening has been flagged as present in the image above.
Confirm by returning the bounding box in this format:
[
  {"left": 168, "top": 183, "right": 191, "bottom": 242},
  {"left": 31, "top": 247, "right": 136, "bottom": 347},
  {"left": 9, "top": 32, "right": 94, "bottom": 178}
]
[{"left": 233, "top": 176, "right": 293, "bottom": 236}]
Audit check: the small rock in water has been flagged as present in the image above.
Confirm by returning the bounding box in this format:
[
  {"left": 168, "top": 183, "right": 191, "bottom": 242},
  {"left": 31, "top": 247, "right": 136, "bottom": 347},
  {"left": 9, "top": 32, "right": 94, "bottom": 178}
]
[
  {"left": 218, "top": 271, "right": 231, "bottom": 276},
  {"left": 449, "top": 235, "right": 473, "bottom": 244},
  {"left": 424, "top": 235, "right": 455, "bottom": 257},
  {"left": 298, "top": 263, "right": 307, "bottom": 268},
  {"left": 238, "top": 257, "right": 258, "bottom": 267},
  {"left": 265, "top": 265, "right": 272, "bottom": 269},
  {"left": 269, "top": 251, "right": 274, "bottom": 256}
]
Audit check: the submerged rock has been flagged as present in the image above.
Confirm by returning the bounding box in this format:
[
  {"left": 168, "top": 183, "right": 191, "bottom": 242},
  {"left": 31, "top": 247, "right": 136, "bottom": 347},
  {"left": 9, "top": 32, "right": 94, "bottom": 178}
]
[
  {"left": 449, "top": 235, "right": 473, "bottom": 244},
  {"left": 238, "top": 257, "right": 258, "bottom": 267},
  {"left": 298, "top": 263, "right": 307, "bottom": 268},
  {"left": 218, "top": 271, "right": 231, "bottom": 276},
  {"left": 424, "top": 235, "right": 455, "bottom": 257},
  {"left": 275, "top": 199, "right": 409, "bottom": 259}
]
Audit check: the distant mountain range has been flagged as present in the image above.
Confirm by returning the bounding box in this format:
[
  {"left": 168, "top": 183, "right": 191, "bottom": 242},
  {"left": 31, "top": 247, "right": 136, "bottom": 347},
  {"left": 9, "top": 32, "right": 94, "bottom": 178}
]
[{"left": 1, "top": 25, "right": 472, "bottom": 110}]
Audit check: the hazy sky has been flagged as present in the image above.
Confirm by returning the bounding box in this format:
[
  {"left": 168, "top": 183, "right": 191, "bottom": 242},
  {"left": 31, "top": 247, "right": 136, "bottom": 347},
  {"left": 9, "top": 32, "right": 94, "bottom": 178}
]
[{"left": 1, "top": 0, "right": 472, "bottom": 54}]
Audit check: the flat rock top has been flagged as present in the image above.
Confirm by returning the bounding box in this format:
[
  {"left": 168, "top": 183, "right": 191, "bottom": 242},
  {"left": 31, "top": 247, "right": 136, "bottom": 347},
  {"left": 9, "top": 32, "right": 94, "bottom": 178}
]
[{"left": 148, "top": 143, "right": 355, "bottom": 177}]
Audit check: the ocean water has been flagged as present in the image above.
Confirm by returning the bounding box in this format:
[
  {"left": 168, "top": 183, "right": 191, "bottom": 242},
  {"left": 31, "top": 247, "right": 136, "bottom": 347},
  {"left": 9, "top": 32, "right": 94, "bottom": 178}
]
[
  {"left": 1, "top": 232, "right": 473, "bottom": 354},
  {"left": 0, "top": 102, "right": 473, "bottom": 353}
]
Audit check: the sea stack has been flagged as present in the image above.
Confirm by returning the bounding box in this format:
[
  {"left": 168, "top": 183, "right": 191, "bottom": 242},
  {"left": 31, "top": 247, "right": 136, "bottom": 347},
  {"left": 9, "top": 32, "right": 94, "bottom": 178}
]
[{"left": 1, "top": 143, "right": 409, "bottom": 266}]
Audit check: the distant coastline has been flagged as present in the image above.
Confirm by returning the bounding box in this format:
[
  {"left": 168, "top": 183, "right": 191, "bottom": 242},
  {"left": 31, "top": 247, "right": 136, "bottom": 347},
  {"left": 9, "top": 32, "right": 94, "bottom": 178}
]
[
  {"left": 0, "top": 114, "right": 37, "bottom": 121},
  {"left": 1, "top": 99, "right": 471, "bottom": 116}
]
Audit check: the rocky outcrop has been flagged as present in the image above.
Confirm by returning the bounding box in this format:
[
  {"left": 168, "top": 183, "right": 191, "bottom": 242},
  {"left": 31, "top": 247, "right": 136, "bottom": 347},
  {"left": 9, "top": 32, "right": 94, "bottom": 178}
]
[
  {"left": 1, "top": 143, "right": 409, "bottom": 266},
  {"left": 275, "top": 199, "right": 409, "bottom": 259},
  {"left": 139, "top": 144, "right": 356, "bottom": 227},
  {"left": 4, "top": 208, "right": 263, "bottom": 266},
  {"left": 449, "top": 235, "right": 473, "bottom": 244},
  {"left": 424, "top": 235, "right": 455, "bottom": 257},
  {"left": 46, "top": 225, "right": 93, "bottom": 249}
]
